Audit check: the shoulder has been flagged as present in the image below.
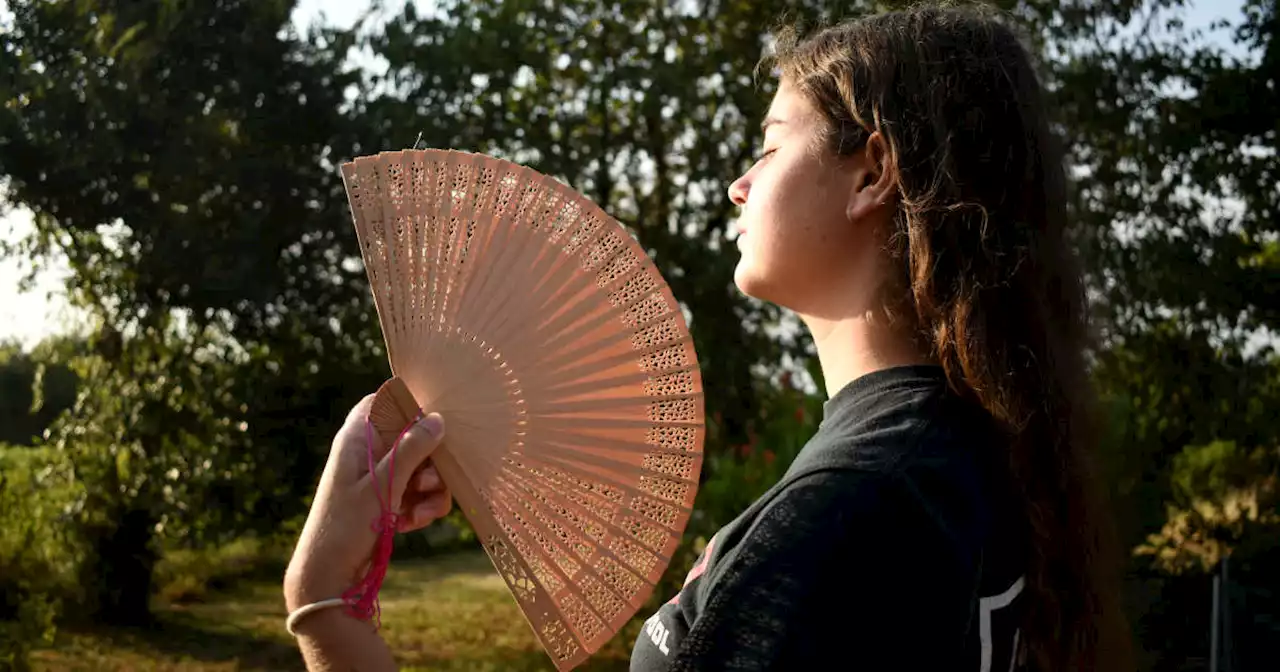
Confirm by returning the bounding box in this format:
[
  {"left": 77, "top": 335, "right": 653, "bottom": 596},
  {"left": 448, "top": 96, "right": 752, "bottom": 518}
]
[
  {"left": 734, "top": 459, "right": 987, "bottom": 569},
  {"left": 664, "top": 466, "right": 992, "bottom": 670},
  {"left": 781, "top": 423, "right": 1004, "bottom": 546},
  {"left": 708, "top": 468, "right": 893, "bottom": 574},
  {"left": 797, "top": 366, "right": 1004, "bottom": 478},
  {"left": 736, "top": 388, "right": 1015, "bottom": 589}
]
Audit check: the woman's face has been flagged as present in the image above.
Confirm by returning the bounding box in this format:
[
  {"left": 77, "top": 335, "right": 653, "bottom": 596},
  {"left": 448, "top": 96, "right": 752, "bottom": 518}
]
[{"left": 728, "top": 80, "right": 884, "bottom": 318}]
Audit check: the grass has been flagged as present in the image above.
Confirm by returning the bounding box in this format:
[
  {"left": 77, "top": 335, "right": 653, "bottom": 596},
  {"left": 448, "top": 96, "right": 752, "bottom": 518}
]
[{"left": 30, "top": 549, "right": 643, "bottom": 671}]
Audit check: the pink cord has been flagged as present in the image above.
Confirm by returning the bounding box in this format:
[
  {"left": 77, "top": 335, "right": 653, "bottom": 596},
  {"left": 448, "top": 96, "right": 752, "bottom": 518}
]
[{"left": 341, "top": 411, "right": 422, "bottom": 628}]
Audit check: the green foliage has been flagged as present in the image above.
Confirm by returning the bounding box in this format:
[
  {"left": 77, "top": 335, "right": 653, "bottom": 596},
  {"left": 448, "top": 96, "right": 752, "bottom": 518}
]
[
  {"left": 0, "top": 445, "right": 74, "bottom": 671},
  {"left": 1136, "top": 441, "right": 1278, "bottom": 573},
  {"left": 694, "top": 378, "right": 824, "bottom": 527},
  {"left": 1130, "top": 441, "right": 1280, "bottom": 666},
  {"left": 1171, "top": 442, "right": 1277, "bottom": 507},
  {"left": 34, "top": 319, "right": 267, "bottom": 624},
  {"left": 0, "top": 340, "right": 78, "bottom": 447},
  {"left": 1051, "top": 2, "right": 1280, "bottom": 659},
  {"left": 0, "top": 0, "right": 390, "bottom": 627},
  {"left": 0, "top": 0, "right": 365, "bottom": 338}
]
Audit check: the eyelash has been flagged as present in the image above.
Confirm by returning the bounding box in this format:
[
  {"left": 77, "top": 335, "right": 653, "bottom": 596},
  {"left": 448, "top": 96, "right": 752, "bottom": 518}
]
[{"left": 756, "top": 148, "right": 777, "bottom": 162}]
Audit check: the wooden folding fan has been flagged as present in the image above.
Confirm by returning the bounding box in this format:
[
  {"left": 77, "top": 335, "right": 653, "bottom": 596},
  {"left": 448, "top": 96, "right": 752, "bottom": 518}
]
[{"left": 340, "top": 148, "right": 705, "bottom": 670}]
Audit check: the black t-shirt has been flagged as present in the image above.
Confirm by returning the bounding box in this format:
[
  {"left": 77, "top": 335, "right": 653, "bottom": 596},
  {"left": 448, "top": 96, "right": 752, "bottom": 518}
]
[{"left": 630, "top": 365, "right": 1029, "bottom": 671}]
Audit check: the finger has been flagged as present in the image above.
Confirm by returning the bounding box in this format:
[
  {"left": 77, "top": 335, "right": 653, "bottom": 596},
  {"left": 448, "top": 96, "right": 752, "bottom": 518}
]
[
  {"left": 342, "top": 394, "right": 378, "bottom": 429},
  {"left": 397, "top": 489, "right": 453, "bottom": 532},
  {"left": 400, "top": 471, "right": 444, "bottom": 514},
  {"left": 415, "top": 463, "right": 441, "bottom": 492},
  {"left": 397, "top": 488, "right": 448, "bottom": 531},
  {"left": 371, "top": 412, "right": 445, "bottom": 499},
  {"left": 329, "top": 393, "right": 378, "bottom": 475}
]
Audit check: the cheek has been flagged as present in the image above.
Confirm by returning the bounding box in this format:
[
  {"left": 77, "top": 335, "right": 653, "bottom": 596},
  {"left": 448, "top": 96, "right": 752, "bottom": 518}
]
[
  {"left": 735, "top": 173, "right": 852, "bottom": 306},
  {"left": 753, "top": 175, "right": 846, "bottom": 257}
]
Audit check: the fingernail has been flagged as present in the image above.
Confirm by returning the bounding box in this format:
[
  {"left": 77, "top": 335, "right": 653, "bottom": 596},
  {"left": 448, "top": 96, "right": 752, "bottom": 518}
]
[{"left": 418, "top": 413, "right": 444, "bottom": 437}]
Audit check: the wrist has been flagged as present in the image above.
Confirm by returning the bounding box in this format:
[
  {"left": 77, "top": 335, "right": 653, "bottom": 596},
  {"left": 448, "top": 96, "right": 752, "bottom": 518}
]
[
  {"left": 288, "top": 598, "right": 357, "bottom": 635},
  {"left": 284, "top": 563, "right": 342, "bottom": 613}
]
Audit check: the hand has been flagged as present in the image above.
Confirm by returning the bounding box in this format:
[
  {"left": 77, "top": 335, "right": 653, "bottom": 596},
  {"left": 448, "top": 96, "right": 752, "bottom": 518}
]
[{"left": 284, "top": 393, "right": 452, "bottom": 611}]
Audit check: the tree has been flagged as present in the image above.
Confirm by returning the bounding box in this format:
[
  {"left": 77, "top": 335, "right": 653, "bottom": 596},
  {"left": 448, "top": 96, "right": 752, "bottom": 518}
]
[
  {"left": 1051, "top": 0, "right": 1280, "bottom": 665},
  {"left": 0, "top": 339, "right": 78, "bottom": 447},
  {"left": 40, "top": 319, "right": 260, "bottom": 624},
  {"left": 0, "top": 0, "right": 365, "bottom": 337},
  {"left": 0, "top": 0, "right": 384, "bottom": 623}
]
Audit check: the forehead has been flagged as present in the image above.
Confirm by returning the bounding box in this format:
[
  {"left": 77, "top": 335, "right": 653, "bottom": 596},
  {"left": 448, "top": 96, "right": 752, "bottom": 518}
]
[{"left": 766, "top": 80, "right": 818, "bottom": 128}]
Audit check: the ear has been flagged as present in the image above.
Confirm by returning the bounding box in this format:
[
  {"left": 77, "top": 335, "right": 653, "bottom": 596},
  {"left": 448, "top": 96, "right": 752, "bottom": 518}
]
[{"left": 845, "top": 131, "right": 897, "bottom": 222}]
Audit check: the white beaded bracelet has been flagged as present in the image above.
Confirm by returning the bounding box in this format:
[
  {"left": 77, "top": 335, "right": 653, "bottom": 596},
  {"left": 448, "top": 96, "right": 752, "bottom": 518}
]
[{"left": 286, "top": 598, "right": 348, "bottom": 636}]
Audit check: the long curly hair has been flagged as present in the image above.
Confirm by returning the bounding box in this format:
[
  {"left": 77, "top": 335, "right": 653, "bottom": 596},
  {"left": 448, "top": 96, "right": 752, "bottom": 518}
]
[{"left": 764, "top": 5, "right": 1132, "bottom": 669}]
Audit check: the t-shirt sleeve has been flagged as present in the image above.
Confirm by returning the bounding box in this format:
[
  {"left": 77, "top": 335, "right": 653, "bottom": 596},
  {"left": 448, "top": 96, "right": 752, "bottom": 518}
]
[{"left": 660, "top": 469, "right": 977, "bottom": 671}]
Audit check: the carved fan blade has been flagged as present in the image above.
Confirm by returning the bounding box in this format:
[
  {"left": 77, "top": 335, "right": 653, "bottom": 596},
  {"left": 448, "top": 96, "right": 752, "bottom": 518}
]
[{"left": 345, "top": 149, "right": 705, "bottom": 671}]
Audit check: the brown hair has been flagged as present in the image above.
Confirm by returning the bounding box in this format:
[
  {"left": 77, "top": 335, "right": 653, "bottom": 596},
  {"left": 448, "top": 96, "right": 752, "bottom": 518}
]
[{"left": 765, "top": 4, "right": 1132, "bottom": 670}]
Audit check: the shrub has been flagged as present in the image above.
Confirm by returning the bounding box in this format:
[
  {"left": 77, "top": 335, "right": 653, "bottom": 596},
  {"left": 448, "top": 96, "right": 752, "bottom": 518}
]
[{"left": 0, "top": 445, "right": 74, "bottom": 671}]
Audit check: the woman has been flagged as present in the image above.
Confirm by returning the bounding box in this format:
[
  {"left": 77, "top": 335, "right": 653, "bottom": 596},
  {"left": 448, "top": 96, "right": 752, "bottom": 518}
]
[{"left": 284, "top": 5, "right": 1131, "bottom": 670}]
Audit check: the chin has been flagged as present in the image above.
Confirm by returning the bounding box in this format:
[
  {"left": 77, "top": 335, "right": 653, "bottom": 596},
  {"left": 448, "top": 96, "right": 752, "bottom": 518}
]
[
  {"left": 733, "top": 261, "right": 777, "bottom": 304},
  {"left": 734, "top": 259, "right": 812, "bottom": 314}
]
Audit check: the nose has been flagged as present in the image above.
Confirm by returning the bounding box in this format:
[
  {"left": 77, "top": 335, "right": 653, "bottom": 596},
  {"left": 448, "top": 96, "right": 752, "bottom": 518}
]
[{"left": 728, "top": 174, "right": 749, "bottom": 206}]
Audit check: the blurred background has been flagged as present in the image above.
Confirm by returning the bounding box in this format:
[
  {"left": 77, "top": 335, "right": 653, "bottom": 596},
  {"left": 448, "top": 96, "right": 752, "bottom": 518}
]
[{"left": 0, "top": 0, "right": 1274, "bottom": 670}]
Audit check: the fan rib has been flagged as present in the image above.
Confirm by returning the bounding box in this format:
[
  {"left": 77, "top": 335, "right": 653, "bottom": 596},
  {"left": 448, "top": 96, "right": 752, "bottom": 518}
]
[
  {"left": 496, "top": 464, "right": 673, "bottom": 578},
  {"left": 506, "top": 447, "right": 694, "bottom": 522},
  {"left": 484, "top": 489, "right": 613, "bottom": 652},
  {"left": 457, "top": 175, "right": 565, "bottom": 341},
  {"left": 443, "top": 161, "right": 530, "bottom": 335},
  {"left": 497, "top": 454, "right": 677, "bottom": 551},
  {"left": 489, "top": 475, "right": 649, "bottom": 622}
]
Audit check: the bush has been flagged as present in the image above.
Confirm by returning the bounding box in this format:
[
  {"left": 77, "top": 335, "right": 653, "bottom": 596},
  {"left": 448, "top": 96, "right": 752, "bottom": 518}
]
[{"left": 0, "top": 445, "right": 74, "bottom": 671}]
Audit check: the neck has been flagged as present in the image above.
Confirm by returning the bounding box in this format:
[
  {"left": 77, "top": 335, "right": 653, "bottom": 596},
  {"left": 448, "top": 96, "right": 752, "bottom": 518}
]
[{"left": 802, "top": 309, "right": 933, "bottom": 398}]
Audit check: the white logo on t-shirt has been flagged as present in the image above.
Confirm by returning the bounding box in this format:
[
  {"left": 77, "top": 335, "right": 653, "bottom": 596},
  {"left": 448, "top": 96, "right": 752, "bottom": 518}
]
[
  {"left": 643, "top": 611, "right": 672, "bottom": 655},
  {"left": 978, "top": 575, "right": 1025, "bottom": 672}
]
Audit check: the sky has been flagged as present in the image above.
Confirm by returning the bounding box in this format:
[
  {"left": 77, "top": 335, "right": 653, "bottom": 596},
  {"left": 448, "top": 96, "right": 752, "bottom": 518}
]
[{"left": 0, "top": 0, "right": 1251, "bottom": 349}]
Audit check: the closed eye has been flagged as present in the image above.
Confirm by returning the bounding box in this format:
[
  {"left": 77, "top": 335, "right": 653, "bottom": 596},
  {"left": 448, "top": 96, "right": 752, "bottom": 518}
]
[{"left": 755, "top": 147, "right": 777, "bottom": 162}]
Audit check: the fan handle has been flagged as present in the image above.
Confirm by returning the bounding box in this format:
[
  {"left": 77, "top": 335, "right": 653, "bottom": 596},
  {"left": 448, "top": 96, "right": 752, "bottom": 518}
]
[{"left": 368, "top": 376, "right": 421, "bottom": 446}]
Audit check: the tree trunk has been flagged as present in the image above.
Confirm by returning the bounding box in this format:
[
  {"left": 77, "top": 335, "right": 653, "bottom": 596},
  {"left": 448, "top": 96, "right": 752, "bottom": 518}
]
[{"left": 86, "top": 506, "right": 158, "bottom": 626}]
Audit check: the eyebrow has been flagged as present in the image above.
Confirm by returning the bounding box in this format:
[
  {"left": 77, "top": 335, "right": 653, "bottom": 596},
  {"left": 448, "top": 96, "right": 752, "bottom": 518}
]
[{"left": 760, "top": 116, "right": 786, "bottom": 132}]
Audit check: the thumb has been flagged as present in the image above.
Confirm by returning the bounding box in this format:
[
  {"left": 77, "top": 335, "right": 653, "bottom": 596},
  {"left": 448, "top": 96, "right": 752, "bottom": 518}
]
[{"left": 372, "top": 412, "right": 445, "bottom": 500}]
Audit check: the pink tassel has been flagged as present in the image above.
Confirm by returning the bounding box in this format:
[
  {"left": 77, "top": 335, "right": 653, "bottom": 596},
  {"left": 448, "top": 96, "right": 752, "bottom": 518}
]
[{"left": 341, "top": 411, "right": 422, "bottom": 629}]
